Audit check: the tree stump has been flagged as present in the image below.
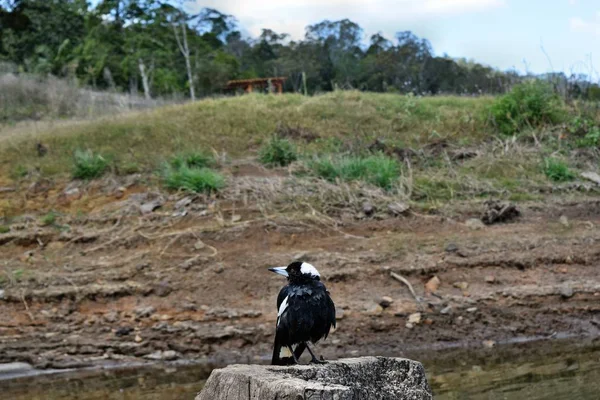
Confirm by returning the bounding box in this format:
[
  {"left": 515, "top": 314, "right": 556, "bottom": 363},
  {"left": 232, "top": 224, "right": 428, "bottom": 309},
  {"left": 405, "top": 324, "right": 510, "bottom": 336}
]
[{"left": 196, "top": 357, "right": 432, "bottom": 400}]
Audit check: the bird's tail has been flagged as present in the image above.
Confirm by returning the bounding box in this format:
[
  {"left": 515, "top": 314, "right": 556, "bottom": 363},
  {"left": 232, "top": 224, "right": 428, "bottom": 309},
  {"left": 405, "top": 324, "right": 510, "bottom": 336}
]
[{"left": 272, "top": 334, "right": 300, "bottom": 365}]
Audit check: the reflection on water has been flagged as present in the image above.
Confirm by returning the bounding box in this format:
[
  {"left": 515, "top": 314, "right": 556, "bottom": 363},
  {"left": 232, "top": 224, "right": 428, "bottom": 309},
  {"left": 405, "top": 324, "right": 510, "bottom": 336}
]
[{"left": 1, "top": 339, "right": 599, "bottom": 400}]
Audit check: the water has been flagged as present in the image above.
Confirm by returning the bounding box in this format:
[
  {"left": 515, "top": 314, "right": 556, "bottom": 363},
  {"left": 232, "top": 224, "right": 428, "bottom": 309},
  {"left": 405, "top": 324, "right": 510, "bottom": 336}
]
[{"left": 1, "top": 339, "right": 598, "bottom": 399}]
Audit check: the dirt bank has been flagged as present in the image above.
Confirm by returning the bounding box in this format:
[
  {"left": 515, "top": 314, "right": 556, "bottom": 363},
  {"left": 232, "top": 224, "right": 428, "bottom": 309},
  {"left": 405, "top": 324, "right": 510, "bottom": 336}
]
[{"left": 1, "top": 168, "right": 600, "bottom": 369}]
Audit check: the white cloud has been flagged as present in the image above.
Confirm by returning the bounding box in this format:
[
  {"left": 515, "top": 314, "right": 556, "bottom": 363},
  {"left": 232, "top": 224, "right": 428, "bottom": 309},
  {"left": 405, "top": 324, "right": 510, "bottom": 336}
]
[
  {"left": 190, "top": 0, "right": 505, "bottom": 39},
  {"left": 569, "top": 15, "right": 600, "bottom": 37}
]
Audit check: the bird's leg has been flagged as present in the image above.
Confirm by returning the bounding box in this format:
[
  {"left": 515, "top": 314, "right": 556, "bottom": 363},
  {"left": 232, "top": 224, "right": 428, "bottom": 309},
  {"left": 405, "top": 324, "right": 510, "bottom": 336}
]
[
  {"left": 289, "top": 346, "right": 299, "bottom": 364},
  {"left": 306, "top": 343, "right": 327, "bottom": 364}
]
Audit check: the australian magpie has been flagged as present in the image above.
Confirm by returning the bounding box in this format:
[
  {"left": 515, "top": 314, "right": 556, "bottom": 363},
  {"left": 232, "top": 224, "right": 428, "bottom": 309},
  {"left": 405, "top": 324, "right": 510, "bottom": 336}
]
[{"left": 269, "top": 261, "right": 336, "bottom": 365}]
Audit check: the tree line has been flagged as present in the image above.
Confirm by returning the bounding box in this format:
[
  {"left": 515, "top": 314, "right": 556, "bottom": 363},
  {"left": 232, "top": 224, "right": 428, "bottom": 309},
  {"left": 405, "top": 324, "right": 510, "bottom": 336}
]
[{"left": 1, "top": 0, "right": 598, "bottom": 100}]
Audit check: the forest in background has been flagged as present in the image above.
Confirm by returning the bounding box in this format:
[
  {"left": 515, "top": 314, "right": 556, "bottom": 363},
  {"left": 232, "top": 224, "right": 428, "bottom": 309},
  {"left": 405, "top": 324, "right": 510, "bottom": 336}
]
[{"left": 2, "top": 0, "right": 600, "bottom": 101}]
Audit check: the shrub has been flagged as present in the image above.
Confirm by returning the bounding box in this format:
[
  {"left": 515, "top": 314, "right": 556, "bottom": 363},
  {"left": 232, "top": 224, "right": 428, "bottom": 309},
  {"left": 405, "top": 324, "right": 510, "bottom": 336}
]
[
  {"left": 490, "top": 81, "right": 565, "bottom": 135},
  {"left": 543, "top": 158, "right": 575, "bottom": 182},
  {"left": 72, "top": 149, "right": 108, "bottom": 180},
  {"left": 308, "top": 154, "right": 401, "bottom": 190},
  {"left": 0, "top": 225, "right": 10, "bottom": 234},
  {"left": 170, "top": 151, "right": 215, "bottom": 169},
  {"left": 259, "top": 136, "right": 298, "bottom": 167},
  {"left": 162, "top": 165, "right": 225, "bottom": 194}
]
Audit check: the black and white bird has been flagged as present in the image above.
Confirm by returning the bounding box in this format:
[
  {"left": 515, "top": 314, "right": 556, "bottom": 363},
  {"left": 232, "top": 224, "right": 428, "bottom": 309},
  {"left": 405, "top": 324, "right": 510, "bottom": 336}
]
[{"left": 269, "top": 261, "right": 336, "bottom": 365}]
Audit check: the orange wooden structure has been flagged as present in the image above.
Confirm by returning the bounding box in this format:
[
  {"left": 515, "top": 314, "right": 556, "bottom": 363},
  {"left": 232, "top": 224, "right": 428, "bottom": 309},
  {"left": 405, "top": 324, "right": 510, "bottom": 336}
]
[{"left": 225, "top": 77, "right": 286, "bottom": 94}]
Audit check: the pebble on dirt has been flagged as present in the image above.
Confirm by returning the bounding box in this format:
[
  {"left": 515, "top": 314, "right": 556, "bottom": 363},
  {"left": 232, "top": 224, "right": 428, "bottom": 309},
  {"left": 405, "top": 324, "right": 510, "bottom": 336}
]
[
  {"left": 485, "top": 275, "right": 496, "bottom": 284},
  {"left": 466, "top": 218, "right": 486, "bottom": 230},
  {"left": 379, "top": 296, "right": 394, "bottom": 308},
  {"left": 425, "top": 276, "right": 441, "bottom": 294}
]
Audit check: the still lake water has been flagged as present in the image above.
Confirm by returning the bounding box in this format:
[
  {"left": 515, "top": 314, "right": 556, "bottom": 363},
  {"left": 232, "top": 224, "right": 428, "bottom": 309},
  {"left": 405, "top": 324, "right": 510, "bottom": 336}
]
[{"left": 1, "top": 339, "right": 599, "bottom": 399}]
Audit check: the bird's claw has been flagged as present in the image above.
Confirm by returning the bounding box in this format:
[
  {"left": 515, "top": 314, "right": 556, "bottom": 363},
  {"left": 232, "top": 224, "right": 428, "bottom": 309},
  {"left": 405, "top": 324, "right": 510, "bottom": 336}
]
[{"left": 310, "top": 357, "right": 328, "bottom": 365}]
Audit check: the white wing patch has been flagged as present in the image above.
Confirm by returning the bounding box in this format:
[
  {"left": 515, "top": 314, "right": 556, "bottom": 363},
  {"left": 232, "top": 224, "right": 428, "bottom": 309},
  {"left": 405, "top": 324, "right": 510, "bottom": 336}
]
[
  {"left": 300, "top": 262, "right": 320, "bottom": 277},
  {"left": 277, "top": 296, "right": 289, "bottom": 327}
]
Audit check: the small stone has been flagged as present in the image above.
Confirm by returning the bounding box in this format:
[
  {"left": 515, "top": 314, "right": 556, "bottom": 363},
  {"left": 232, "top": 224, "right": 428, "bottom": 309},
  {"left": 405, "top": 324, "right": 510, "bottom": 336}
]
[
  {"left": 558, "top": 267, "right": 568, "bottom": 274},
  {"left": 445, "top": 243, "right": 458, "bottom": 253},
  {"left": 440, "top": 306, "right": 452, "bottom": 315},
  {"left": 145, "top": 350, "right": 179, "bottom": 361},
  {"left": 466, "top": 218, "right": 485, "bottom": 230},
  {"left": 466, "top": 307, "right": 477, "bottom": 313},
  {"left": 175, "top": 197, "right": 193, "bottom": 209},
  {"left": 362, "top": 202, "right": 375, "bottom": 216},
  {"left": 0, "top": 289, "right": 4, "bottom": 300},
  {"left": 560, "top": 286, "right": 574, "bottom": 299},
  {"left": 135, "top": 335, "right": 143, "bottom": 343},
  {"left": 388, "top": 202, "right": 410, "bottom": 216},
  {"left": 379, "top": 296, "right": 394, "bottom": 308},
  {"left": 59, "top": 187, "right": 81, "bottom": 205},
  {"left": 425, "top": 276, "right": 440, "bottom": 294},
  {"left": 559, "top": 215, "right": 570, "bottom": 228},
  {"left": 231, "top": 215, "right": 242, "bottom": 223},
  {"left": 194, "top": 241, "right": 206, "bottom": 250},
  {"left": 114, "top": 186, "right": 126, "bottom": 199},
  {"left": 154, "top": 282, "right": 172, "bottom": 297},
  {"left": 484, "top": 275, "right": 496, "bottom": 284},
  {"left": 369, "top": 304, "right": 384, "bottom": 315},
  {"left": 453, "top": 282, "right": 469, "bottom": 290},
  {"left": 104, "top": 311, "right": 118, "bottom": 323},
  {"left": 140, "top": 199, "right": 164, "bottom": 214},
  {"left": 115, "top": 326, "right": 133, "bottom": 337},
  {"left": 405, "top": 322, "right": 414, "bottom": 329},
  {"left": 408, "top": 313, "right": 422, "bottom": 325},
  {"left": 134, "top": 306, "right": 156, "bottom": 318},
  {"left": 336, "top": 309, "right": 345, "bottom": 320},
  {"left": 482, "top": 340, "right": 496, "bottom": 348}
]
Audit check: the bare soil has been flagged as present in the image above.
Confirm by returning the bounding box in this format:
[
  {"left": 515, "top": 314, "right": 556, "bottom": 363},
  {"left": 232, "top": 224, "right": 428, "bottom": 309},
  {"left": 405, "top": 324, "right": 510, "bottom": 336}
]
[{"left": 1, "top": 166, "right": 600, "bottom": 370}]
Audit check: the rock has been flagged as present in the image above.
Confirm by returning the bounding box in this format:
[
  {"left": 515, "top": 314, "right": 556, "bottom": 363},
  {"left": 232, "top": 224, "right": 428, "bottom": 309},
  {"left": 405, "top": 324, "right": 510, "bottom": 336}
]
[
  {"left": 405, "top": 322, "right": 414, "bottom": 329},
  {"left": 581, "top": 171, "right": 600, "bottom": 185},
  {"left": 559, "top": 215, "right": 570, "bottom": 228},
  {"left": 466, "top": 307, "right": 477, "bottom": 313},
  {"left": 388, "top": 202, "right": 410, "bottom": 216},
  {"left": 425, "top": 276, "right": 440, "bottom": 294},
  {"left": 481, "top": 200, "right": 520, "bottom": 225},
  {"left": 367, "top": 304, "right": 384, "bottom": 315},
  {"left": 362, "top": 202, "right": 375, "bottom": 216},
  {"left": 134, "top": 306, "right": 156, "bottom": 318},
  {"left": 154, "top": 282, "right": 172, "bottom": 297},
  {"left": 440, "top": 306, "right": 452, "bottom": 315},
  {"left": 145, "top": 350, "right": 179, "bottom": 361},
  {"left": 336, "top": 308, "right": 345, "bottom": 320},
  {"left": 466, "top": 218, "right": 485, "bottom": 230},
  {"left": 115, "top": 327, "right": 133, "bottom": 337},
  {"left": 482, "top": 340, "right": 496, "bottom": 348},
  {"left": 453, "top": 281, "right": 469, "bottom": 290},
  {"left": 408, "top": 313, "right": 422, "bottom": 325},
  {"left": 196, "top": 357, "right": 432, "bottom": 400},
  {"left": 560, "top": 285, "right": 574, "bottom": 299},
  {"left": 104, "top": 311, "right": 118, "bottom": 323},
  {"left": 140, "top": 199, "right": 164, "bottom": 214},
  {"left": 231, "top": 214, "right": 242, "bottom": 223},
  {"left": 58, "top": 187, "right": 81, "bottom": 205},
  {"left": 135, "top": 335, "right": 143, "bottom": 343},
  {"left": 114, "top": 186, "right": 126, "bottom": 199},
  {"left": 0, "top": 187, "right": 16, "bottom": 193},
  {"left": 175, "top": 196, "right": 193, "bottom": 209},
  {"left": 379, "top": 296, "right": 394, "bottom": 308},
  {"left": 445, "top": 243, "right": 458, "bottom": 253},
  {"left": 484, "top": 275, "right": 496, "bottom": 284}
]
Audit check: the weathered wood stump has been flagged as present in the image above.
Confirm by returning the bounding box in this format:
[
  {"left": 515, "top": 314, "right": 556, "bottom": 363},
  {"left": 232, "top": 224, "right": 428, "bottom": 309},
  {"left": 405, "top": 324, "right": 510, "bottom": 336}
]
[{"left": 196, "top": 357, "right": 432, "bottom": 400}]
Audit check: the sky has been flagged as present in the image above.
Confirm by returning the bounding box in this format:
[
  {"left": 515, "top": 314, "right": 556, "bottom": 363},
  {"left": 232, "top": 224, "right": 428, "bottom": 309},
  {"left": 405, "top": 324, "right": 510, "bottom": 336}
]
[{"left": 187, "top": 0, "right": 600, "bottom": 78}]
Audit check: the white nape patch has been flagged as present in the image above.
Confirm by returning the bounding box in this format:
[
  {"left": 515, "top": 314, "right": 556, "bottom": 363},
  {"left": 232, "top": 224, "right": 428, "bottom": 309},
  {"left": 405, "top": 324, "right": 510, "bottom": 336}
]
[
  {"left": 300, "top": 262, "right": 320, "bottom": 277},
  {"left": 277, "top": 296, "right": 289, "bottom": 327}
]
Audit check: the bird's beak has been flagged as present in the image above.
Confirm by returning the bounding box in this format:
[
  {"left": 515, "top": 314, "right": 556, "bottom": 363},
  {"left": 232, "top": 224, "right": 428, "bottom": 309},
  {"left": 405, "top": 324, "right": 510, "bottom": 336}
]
[{"left": 269, "top": 266, "right": 288, "bottom": 277}]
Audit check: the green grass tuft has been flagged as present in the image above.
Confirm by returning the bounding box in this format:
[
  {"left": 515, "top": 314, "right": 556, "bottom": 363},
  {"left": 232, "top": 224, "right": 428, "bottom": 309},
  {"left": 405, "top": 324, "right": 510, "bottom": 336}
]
[
  {"left": 40, "top": 211, "right": 57, "bottom": 226},
  {"left": 162, "top": 165, "right": 225, "bottom": 194},
  {"left": 490, "top": 81, "right": 565, "bottom": 135},
  {"left": 72, "top": 149, "right": 108, "bottom": 180},
  {"left": 308, "top": 153, "right": 401, "bottom": 190},
  {"left": 0, "top": 225, "right": 10, "bottom": 234},
  {"left": 259, "top": 136, "right": 298, "bottom": 167},
  {"left": 170, "top": 151, "right": 215, "bottom": 169},
  {"left": 543, "top": 158, "right": 575, "bottom": 182}
]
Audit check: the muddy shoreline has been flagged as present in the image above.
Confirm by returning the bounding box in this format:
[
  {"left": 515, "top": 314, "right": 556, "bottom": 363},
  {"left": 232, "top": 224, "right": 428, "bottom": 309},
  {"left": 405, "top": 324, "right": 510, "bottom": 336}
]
[{"left": 1, "top": 173, "right": 599, "bottom": 373}]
